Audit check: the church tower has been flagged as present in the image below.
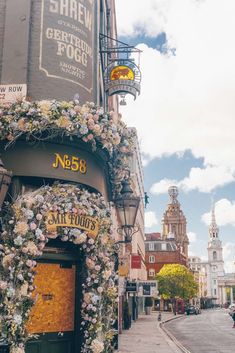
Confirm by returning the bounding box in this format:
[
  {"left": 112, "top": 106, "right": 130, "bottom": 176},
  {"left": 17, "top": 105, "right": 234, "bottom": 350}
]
[
  {"left": 162, "top": 186, "right": 189, "bottom": 258},
  {"left": 207, "top": 204, "right": 224, "bottom": 302}
]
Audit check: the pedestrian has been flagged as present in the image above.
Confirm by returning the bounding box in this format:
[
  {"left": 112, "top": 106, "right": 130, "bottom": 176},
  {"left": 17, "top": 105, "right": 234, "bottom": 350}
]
[{"left": 232, "top": 309, "right": 235, "bottom": 328}]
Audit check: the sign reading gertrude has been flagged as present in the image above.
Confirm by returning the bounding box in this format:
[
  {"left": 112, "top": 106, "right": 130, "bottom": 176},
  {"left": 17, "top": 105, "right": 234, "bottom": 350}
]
[
  {"left": 46, "top": 211, "right": 99, "bottom": 238},
  {"left": 40, "top": 0, "right": 94, "bottom": 93}
]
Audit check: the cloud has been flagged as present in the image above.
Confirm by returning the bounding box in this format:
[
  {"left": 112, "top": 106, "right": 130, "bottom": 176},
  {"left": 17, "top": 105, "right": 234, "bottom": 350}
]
[
  {"left": 202, "top": 199, "right": 235, "bottom": 227},
  {"left": 145, "top": 211, "right": 159, "bottom": 228},
  {"left": 151, "top": 165, "right": 235, "bottom": 195},
  {"left": 188, "top": 231, "right": 197, "bottom": 243},
  {"left": 150, "top": 178, "right": 177, "bottom": 195},
  {"left": 223, "top": 242, "right": 235, "bottom": 272},
  {"left": 116, "top": 0, "right": 235, "bottom": 172}
]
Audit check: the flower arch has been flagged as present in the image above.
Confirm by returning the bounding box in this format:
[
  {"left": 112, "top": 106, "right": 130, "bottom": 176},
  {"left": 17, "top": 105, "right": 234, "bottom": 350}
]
[
  {"left": 0, "top": 183, "right": 117, "bottom": 353},
  {"left": 0, "top": 100, "right": 135, "bottom": 196}
]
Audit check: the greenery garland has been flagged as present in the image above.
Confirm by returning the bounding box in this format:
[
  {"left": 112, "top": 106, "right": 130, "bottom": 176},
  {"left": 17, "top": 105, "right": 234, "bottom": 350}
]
[
  {"left": 0, "top": 100, "right": 135, "bottom": 196},
  {"left": 0, "top": 183, "right": 117, "bottom": 353}
]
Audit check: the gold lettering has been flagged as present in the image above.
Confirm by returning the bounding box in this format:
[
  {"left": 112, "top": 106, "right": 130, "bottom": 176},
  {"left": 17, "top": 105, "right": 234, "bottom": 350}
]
[
  {"left": 52, "top": 153, "right": 87, "bottom": 174},
  {"left": 52, "top": 153, "right": 65, "bottom": 168}
]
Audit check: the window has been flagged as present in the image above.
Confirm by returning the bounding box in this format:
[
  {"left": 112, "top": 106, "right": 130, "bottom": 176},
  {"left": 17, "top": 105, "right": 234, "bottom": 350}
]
[
  {"left": 214, "top": 289, "right": 217, "bottom": 296},
  {"left": 161, "top": 243, "right": 167, "bottom": 251},
  {"left": 149, "top": 242, "right": 154, "bottom": 251},
  {"left": 149, "top": 269, "right": 155, "bottom": 277},
  {"left": 149, "top": 255, "right": 155, "bottom": 263},
  {"left": 214, "top": 280, "right": 217, "bottom": 285},
  {"left": 213, "top": 251, "right": 217, "bottom": 260}
]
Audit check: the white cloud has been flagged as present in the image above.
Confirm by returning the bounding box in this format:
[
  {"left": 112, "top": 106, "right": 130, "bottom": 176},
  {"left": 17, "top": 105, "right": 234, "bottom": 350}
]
[
  {"left": 150, "top": 178, "right": 177, "bottom": 195},
  {"left": 150, "top": 165, "right": 235, "bottom": 195},
  {"left": 202, "top": 199, "right": 235, "bottom": 227},
  {"left": 223, "top": 242, "right": 235, "bottom": 272},
  {"left": 116, "top": 0, "right": 235, "bottom": 172},
  {"left": 188, "top": 231, "right": 197, "bottom": 243},
  {"left": 145, "top": 211, "right": 159, "bottom": 228}
]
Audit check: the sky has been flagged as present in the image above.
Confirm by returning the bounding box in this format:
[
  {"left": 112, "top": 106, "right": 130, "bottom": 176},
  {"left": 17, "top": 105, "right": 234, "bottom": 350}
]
[{"left": 115, "top": 0, "right": 235, "bottom": 272}]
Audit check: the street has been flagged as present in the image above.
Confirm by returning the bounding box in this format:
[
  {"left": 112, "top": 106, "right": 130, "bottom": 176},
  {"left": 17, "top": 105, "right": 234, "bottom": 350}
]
[{"left": 165, "top": 309, "right": 235, "bottom": 353}]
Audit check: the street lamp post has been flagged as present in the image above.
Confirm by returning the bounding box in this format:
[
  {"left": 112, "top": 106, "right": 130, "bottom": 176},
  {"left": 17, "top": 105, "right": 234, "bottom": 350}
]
[{"left": 115, "top": 178, "right": 140, "bottom": 244}]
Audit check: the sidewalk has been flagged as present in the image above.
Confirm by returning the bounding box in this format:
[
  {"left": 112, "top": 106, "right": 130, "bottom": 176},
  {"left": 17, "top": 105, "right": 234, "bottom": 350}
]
[{"left": 117, "top": 312, "right": 183, "bottom": 353}]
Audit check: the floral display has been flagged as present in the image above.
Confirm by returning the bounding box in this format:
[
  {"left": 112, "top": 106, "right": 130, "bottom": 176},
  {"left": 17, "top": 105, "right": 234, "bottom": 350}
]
[
  {"left": 0, "top": 99, "right": 135, "bottom": 196},
  {"left": 0, "top": 183, "right": 117, "bottom": 353}
]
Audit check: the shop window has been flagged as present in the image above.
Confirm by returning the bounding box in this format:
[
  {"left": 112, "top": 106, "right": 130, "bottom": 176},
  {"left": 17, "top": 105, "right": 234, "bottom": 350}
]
[{"left": 149, "top": 255, "right": 155, "bottom": 263}]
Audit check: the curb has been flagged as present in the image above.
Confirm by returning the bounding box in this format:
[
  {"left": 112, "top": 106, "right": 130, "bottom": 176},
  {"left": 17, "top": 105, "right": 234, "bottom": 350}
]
[{"left": 159, "top": 316, "right": 191, "bottom": 353}]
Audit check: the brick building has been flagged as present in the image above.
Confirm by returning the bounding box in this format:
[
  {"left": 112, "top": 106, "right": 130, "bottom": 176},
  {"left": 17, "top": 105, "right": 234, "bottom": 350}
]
[{"left": 145, "top": 232, "right": 187, "bottom": 279}]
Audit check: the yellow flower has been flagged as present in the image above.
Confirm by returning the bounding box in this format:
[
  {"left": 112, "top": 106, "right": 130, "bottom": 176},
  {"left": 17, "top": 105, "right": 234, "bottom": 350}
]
[
  {"left": 17, "top": 118, "right": 26, "bottom": 131},
  {"left": 14, "top": 221, "right": 28, "bottom": 235},
  {"left": 55, "top": 116, "right": 71, "bottom": 128},
  {"left": 38, "top": 100, "right": 51, "bottom": 116}
]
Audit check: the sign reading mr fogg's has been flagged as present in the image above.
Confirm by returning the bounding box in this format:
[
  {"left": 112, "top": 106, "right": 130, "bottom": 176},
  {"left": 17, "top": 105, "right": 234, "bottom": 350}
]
[
  {"left": 40, "top": 0, "right": 94, "bottom": 92},
  {"left": 46, "top": 211, "right": 99, "bottom": 238}
]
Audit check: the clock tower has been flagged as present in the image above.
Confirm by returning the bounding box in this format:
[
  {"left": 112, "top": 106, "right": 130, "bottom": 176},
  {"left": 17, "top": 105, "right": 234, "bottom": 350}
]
[{"left": 162, "top": 186, "right": 189, "bottom": 258}]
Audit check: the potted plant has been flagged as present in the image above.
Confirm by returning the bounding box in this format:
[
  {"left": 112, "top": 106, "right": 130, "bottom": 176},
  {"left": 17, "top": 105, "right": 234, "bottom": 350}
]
[{"left": 145, "top": 297, "right": 153, "bottom": 315}]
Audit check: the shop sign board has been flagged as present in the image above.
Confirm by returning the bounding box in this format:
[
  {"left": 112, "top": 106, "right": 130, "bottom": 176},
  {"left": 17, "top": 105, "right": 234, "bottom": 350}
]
[
  {"left": 131, "top": 254, "right": 141, "bottom": 269},
  {"left": 0, "top": 141, "right": 110, "bottom": 200},
  {"left": 126, "top": 281, "right": 137, "bottom": 293},
  {"left": 118, "top": 254, "right": 129, "bottom": 277},
  {"left": 46, "top": 211, "right": 99, "bottom": 238},
  {"left": 0, "top": 84, "right": 27, "bottom": 103},
  {"left": 40, "top": 0, "right": 94, "bottom": 94},
  {"left": 138, "top": 281, "right": 158, "bottom": 297}
]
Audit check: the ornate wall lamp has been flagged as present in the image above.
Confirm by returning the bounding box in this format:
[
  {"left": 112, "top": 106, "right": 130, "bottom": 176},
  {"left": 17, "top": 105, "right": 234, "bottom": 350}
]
[{"left": 115, "top": 178, "right": 140, "bottom": 244}]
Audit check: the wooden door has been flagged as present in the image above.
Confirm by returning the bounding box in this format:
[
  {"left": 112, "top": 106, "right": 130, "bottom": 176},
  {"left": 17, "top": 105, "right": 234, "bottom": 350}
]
[{"left": 26, "top": 262, "right": 76, "bottom": 353}]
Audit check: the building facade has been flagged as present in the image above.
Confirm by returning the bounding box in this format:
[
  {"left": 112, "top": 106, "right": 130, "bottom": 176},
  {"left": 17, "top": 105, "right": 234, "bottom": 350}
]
[
  {"left": 189, "top": 206, "right": 227, "bottom": 306},
  {"left": 0, "top": 1, "right": 144, "bottom": 352},
  {"left": 145, "top": 232, "right": 187, "bottom": 280}
]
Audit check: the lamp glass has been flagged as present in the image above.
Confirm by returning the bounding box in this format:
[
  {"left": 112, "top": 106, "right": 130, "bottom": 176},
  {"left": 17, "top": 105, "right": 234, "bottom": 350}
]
[{"left": 116, "top": 197, "right": 140, "bottom": 228}]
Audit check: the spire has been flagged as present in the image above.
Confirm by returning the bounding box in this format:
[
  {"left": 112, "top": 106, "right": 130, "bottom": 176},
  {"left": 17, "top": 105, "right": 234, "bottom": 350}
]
[{"left": 209, "top": 201, "right": 219, "bottom": 239}]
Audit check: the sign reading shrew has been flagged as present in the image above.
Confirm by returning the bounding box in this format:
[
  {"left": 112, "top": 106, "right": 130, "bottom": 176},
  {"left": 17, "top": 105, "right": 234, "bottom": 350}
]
[{"left": 40, "top": 0, "right": 94, "bottom": 92}]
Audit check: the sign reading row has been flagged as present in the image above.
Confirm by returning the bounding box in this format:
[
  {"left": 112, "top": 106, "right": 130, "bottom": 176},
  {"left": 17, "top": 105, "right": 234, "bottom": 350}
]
[{"left": 0, "top": 84, "right": 27, "bottom": 103}]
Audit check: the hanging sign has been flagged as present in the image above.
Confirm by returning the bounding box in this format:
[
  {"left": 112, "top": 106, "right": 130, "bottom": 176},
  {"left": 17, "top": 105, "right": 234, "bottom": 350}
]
[
  {"left": 118, "top": 254, "right": 129, "bottom": 277},
  {"left": 46, "top": 211, "right": 99, "bottom": 238},
  {"left": 105, "top": 61, "right": 141, "bottom": 99},
  {"left": 131, "top": 254, "right": 142, "bottom": 269}
]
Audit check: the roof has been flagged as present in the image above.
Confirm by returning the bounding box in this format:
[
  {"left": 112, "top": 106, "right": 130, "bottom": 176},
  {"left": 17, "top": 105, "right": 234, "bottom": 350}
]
[{"left": 145, "top": 232, "right": 161, "bottom": 241}]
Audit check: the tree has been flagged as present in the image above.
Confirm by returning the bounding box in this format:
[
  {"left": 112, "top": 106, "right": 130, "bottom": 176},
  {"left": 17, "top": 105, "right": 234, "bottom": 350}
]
[{"left": 156, "top": 264, "right": 198, "bottom": 301}]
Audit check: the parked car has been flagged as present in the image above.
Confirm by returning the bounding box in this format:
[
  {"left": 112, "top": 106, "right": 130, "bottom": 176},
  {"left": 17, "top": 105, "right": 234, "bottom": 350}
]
[
  {"left": 186, "top": 305, "right": 201, "bottom": 315},
  {"left": 228, "top": 304, "right": 235, "bottom": 316}
]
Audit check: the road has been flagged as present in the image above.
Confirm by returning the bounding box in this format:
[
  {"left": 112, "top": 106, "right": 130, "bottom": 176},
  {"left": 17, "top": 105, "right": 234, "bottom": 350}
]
[{"left": 165, "top": 309, "right": 235, "bottom": 353}]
